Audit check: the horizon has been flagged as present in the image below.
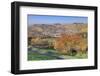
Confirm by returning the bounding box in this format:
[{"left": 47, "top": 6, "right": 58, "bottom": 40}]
[{"left": 28, "top": 15, "right": 88, "bottom": 26}]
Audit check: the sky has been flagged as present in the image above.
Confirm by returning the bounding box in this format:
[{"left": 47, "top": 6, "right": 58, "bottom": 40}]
[{"left": 28, "top": 15, "right": 88, "bottom": 26}]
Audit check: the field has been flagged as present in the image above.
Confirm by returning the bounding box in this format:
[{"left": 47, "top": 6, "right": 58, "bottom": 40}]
[{"left": 28, "top": 47, "right": 88, "bottom": 61}]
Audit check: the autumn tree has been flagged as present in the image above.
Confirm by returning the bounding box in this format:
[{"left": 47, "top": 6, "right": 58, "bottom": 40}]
[{"left": 53, "top": 33, "right": 87, "bottom": 55}]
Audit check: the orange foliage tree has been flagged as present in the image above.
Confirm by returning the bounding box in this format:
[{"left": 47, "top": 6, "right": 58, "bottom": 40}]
[{"left": 53, "top": 33, "right": 87, "bottom": 54}]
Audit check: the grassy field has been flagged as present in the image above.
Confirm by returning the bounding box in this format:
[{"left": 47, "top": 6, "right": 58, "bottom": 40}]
[{"left": 28, "top": 47, "right": 88, "bottom": 61}]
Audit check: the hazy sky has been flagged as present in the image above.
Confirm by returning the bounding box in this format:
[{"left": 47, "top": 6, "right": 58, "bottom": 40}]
[{"left": 28, "top": 15, "right": 88, "bottom": 25}]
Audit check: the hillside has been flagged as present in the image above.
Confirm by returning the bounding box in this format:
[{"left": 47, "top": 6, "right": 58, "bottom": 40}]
[{"left": 28, "top": 23, "right": 87, "bottom": 38}]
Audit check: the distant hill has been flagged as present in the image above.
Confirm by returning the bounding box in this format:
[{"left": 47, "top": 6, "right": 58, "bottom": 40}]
[{"left": 28, "top": 23, "right": 87, "bottom": 38}]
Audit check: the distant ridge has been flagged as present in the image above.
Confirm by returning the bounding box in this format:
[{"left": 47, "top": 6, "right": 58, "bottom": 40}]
[{"left": 28, "top": 23, "right": 87, "bottom": 38}]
